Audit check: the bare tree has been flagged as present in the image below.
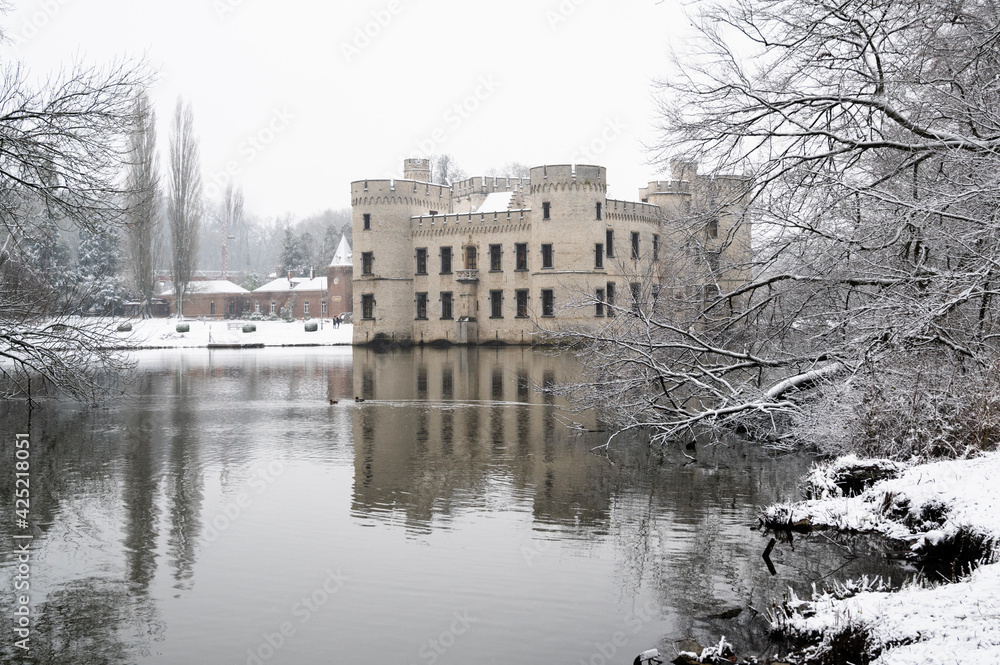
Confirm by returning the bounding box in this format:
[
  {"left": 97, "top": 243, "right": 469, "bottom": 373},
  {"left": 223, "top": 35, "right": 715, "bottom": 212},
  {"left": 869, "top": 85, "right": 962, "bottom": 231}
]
[
  {"left": 562, "top": 0, "right": 1000, "bottom": 455},
  {"left": 167, "top": 98, "right": 202, "bottom": 317},
  {"left": 220, "top": 183, "right": 243, "bottom": 279},
  {"left": 0, "top": 57, "right": 149, "bottom": 400},
  {"left": 124, "top": 92, "right": 159, "bottom": 318}
]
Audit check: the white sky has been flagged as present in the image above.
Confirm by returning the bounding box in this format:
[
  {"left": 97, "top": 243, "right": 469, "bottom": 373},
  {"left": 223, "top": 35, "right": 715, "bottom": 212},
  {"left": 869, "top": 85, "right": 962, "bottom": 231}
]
[{"left": 1, "top": 0, "right": 695, "bottom": 220}]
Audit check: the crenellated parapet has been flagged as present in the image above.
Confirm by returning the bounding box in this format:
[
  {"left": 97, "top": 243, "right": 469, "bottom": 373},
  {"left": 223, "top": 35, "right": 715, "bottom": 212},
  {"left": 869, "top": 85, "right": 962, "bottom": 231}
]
[
  {"left": 528, "top": 164, "right": 607, "bottom": 195},
  {"left": 351, "top": 179, "right": 453, "bottom": 209},
  {"left": 605, "top": 199, "right": 664, "bottom": 226},
  {"left": 411, "top": 209, "right": 530, "bottom": 237}
]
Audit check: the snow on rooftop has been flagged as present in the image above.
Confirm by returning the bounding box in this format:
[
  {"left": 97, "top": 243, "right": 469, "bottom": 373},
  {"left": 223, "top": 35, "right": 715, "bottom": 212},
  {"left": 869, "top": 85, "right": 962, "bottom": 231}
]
[
  {"left": 185, "top": 280, "right": 250, "bottom": 295},
  {"left": 255, "top": 275, "right": 328, "bottom": 293},
  {"left": 475, "top": 191, "right": 514, "bottom": 214},
  {"left": 330, "top": 235, "right": 352, "bottom": 267}
]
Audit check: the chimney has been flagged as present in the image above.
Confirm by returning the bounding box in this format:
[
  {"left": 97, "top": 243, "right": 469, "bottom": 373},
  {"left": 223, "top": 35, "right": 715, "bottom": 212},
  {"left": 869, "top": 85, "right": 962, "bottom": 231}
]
[
  {"left": 310, "top": 266, "right": 315, "bottom": 280},
  {"left": 287, "top": 270, "right": 294, "bottom": 282}
]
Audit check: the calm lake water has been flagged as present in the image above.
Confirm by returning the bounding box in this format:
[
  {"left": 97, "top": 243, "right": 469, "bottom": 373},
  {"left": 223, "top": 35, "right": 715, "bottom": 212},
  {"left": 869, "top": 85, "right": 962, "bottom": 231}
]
[{"left": 0, "top": 347, "right": 908, "bottom": 664}]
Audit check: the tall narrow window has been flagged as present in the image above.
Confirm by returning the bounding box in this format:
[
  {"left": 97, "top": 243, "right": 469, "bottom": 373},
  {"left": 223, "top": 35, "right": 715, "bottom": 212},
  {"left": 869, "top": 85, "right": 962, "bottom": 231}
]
[
  {"left": 363, "top": 213, "right": 371, "bottom": 230},
  {"left": 361, "top": 251, "right": 374, "bottom": 275},
  {"left": 606, "top": 282, "right": 616, "bottom": 318},
  {"left": 465, "top": 245, "right": 477, "bottom": 270},
  {"left": 630, "top": 282, "right": 641, "bottom": 313},
  {"left": 489, "top": 244, "right": 502, "bottom": 271},
  {"left": 541, "top": 289, "right": 555, "bottom": 317},
  {"left": 361, "top": 294, "right": 375, "bottom": 319},
  {"left": 708, "top": 219, "right": 719, "bottom": 238},
  {"left": 542, "top": 201, "right": 551, "bottom": 219},
  {"left": 489, "top": 290, "right": 503, "bottom": 318},
  {"left": 440, "top": 246, "right": 452, "bottom": 274},
  {"left": 595, "top": 288, "right": 605, "bottom": 317},
  {"left": 606, "top": 229, "right": 614, "bottom": 258},
  {"left": 596, "top": 202, "right": 602, "bottom": 220},
  {"left": 304, "top": 301, "right": 310, "bottom": 315},
  {"left": 631, "top": 232, "right": 640, "bottom": 259},
  {"left": 515, "top": 243, "right": 528, "bottom": 271},
  {"left": 210, "top": 301, "right": 215, "bottom": 316},
  {"left": 415, "top": 292, "right": 428, "bottom": 319},
  {"left": 415, "top": 248, "right": 427, "bottom": 275},
  {"left": 270, "top": 301, "right": 276, "bottom": 314},
  {"left": 515, "top": 289, "right": 529, "bottom": 318},
  {"left": 595, "top": 243, "right": 604, "bottom": 269},
  {"left": 541, "top": 243, "right": 553, "bottom": 269},
  {"left": 440, "top": 292, "right": 453, "bottom": 319},
  {"left": 652, "top": 234, "right": 660, "bottom": 261}
]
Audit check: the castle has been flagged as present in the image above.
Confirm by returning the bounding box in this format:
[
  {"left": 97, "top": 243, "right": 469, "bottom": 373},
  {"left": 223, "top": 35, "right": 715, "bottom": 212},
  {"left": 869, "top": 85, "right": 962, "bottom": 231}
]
[{"left": 351, "top": 158, "right": 750, "bottom": 345}]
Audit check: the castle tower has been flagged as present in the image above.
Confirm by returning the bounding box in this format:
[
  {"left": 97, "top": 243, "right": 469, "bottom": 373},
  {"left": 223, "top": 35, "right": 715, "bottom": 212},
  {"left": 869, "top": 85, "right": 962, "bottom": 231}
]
[
  {"left": 326, "top": 235, "right": 353, "bottom": 319},
  {"left": 403, "top": 158, "right": 431, "bottom": 182}
]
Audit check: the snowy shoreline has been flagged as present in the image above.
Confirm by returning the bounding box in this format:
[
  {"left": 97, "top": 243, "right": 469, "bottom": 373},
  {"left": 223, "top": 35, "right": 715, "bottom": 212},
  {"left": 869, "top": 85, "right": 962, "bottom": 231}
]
[
  {"left": 103, "top": 316, "right": 353, "bottom": 349},
  {"left": 761, "top": 452, "right": 1000, "bottom": 664}
]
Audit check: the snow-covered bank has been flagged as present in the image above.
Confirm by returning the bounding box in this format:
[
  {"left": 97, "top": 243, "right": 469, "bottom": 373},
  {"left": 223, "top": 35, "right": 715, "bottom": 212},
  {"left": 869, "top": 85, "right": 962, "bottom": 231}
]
[
  {"left": 765, "top": 451, "right": 1000, "bottom": 664},
  {"left": 108, "top": 317, "right": 353, "bottom": 349}
]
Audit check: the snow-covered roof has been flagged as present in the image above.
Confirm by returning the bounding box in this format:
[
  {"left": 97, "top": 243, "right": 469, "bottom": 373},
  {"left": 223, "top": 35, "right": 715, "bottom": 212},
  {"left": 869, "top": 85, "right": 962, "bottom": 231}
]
[
  {"left": 330, "top": 236, "right": 352, "bottom": 267},
  {"left": 186, "top": 280, "right": 250, "bottom": 295},
  {"left": 475, "top": 191, "right": 514, "bottom": 213},
  {"left": 254, "top": 275, "right": 328, "bottom": 293}
]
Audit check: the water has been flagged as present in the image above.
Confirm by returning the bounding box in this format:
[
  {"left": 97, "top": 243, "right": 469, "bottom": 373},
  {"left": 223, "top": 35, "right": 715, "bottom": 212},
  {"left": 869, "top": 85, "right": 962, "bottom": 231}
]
[{"left": 0, "top": 346, "right": 910, "bottom": 664}]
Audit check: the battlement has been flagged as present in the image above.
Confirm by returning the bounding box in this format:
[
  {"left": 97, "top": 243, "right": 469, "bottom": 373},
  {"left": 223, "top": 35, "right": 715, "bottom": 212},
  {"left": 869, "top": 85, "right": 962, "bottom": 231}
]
[
  {"left": 410, "top": 208, "right": 530, "bottom": 234},
  {"left": 529, "top": 164, "right": 607, "bottom": 193},
  {"left": 641, "top": 180, "right": 692, "bottom": 196},
  {"left": 606, "top": 198, "right": 664, "bottom": 225},
  {"left": 351, "top": 178, "right": 453, "bottom": 205},
  {"left": 452, "top": 175, "right": 530, "bottom": 198}
]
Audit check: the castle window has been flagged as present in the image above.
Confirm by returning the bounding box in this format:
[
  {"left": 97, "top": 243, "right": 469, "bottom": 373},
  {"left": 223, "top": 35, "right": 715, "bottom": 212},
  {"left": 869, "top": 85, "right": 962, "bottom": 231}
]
[
  {"left": 708, "top": 219, "right": 718, "bottom": 238},
  {"left": 515, "top": 290, "right": 529, "bottom": 318},
  {"left": 541, "top": 244, "right": 554, "bottom": 269},
  {"left": 465, "top": 245, "right": 477, "bottom": 270},
  {"left": 415, "top": 292, "right": 428, "bottom": 320},
  {"left": 541, "top": 289, "right": 555, "bottom": 317},
  {"left": 362, "top": 251, "right": 374, "bottom": 275},
  {"left": 652, "top": 234, "right": 660, "bottom": 261},
  {"left": 361, "top": 294, "right": 375, "bottom": 320},
  {"left": 595, "top": 288, "right": 605, "bottom": 317},
  {"left": 363, "top": 213, "right": 371, "bottom": 230},
  {"left": 415, "top": 248, "right": 428, "bottom": 275},
  {"left": 440, "top": 292, "right": 453, "bottom": 320},
  {"left": 595, "top": 243, "right": 604, "bottom": 269},
  {"left": 631, "top": 232, "right": 640, "bottom": 259},
  {"left": 596, "top": 202, "right": 602, "bottom": 220},
  {"left": 304, "top": 301, "right": 310, "bottom": 315},
  {"left": 489, "top": 244, "right": 502, "bottom": 272},
  {"left": 606, "top": 282, "right": 616, "bottom": 318},
  {"left": 606, "top": 230, "right": 614, "bottom": 258},
  {"left": 515, "top": 243, "right": 528, "bottom": 271},
  {"left": 630, "top": 282, "right": 641, "bottom": 313},
  {"left": 440, "top": 246, "right": 452, "bottom": 274},
  {"left": 542, "top": 201, "right": 551, "bottom": 219},
  {"left": 210, "top": 301, "right": 215, "bottom": 317},
  {"left": 489, "top": 290, "right": 503, "bottom": 319}
]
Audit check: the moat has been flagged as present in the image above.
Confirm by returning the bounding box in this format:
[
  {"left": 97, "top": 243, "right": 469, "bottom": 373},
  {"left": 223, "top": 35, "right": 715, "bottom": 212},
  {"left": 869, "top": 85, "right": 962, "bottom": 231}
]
[{"left": 0, "top": 347, "right": 909, "bottom": 664}]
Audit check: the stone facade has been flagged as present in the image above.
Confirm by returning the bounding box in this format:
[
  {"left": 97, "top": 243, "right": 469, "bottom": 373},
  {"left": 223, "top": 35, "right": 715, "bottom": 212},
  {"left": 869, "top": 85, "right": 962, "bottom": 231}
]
[{"left": 352, "top": 159, "right": 750, "bottom": 345}]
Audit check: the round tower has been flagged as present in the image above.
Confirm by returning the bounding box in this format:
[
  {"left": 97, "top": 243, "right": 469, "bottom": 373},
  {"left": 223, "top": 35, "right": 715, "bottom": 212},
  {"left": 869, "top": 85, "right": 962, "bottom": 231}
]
[
  {"left": 403, "top": 158, "right": 431, "bottom": 182},
  {"left": 526, "top": 165, "right": 608, "bottom": 324}
]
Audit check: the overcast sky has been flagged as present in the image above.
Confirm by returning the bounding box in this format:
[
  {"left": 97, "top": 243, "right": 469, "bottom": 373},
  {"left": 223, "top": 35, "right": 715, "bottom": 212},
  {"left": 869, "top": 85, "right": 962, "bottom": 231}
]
[{"left": 2, "top": 0, "right": 694, "bottom": 220}]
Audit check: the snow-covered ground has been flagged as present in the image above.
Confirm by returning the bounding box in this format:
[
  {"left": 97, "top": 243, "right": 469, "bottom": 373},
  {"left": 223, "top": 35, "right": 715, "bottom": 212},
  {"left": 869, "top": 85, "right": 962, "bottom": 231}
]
[
  {"left": 107, "top": 317, "right": 353, "bottom": 348},
  {"left": 765, "top": 451, "right": 1000, "bottom": 665}
]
